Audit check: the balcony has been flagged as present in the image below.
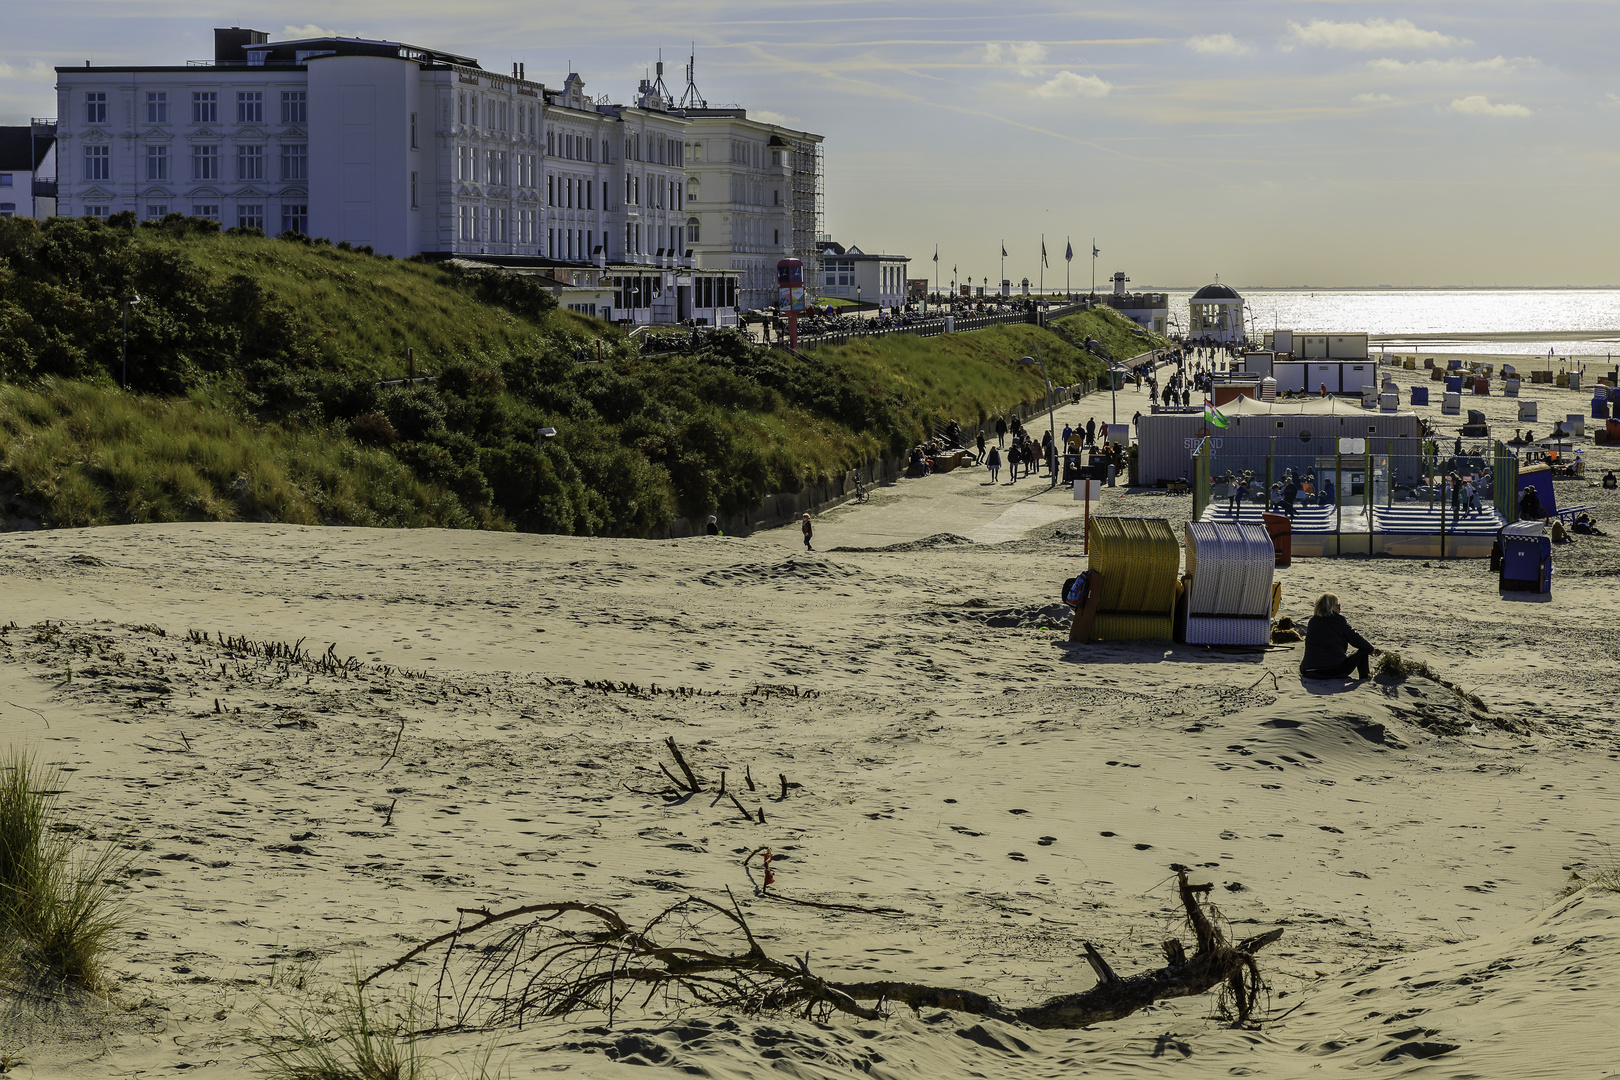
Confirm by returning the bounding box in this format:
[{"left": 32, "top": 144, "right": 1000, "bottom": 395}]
[
  {"left": 32, "top": 178, "right": 58, "bottom": 198},
  {"left": 31, "top": 118, "right": 57, "bottom": 139}
]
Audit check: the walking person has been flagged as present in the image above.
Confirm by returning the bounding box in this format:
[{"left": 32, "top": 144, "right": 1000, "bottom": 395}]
[
  {"left": 1300, "top": 593, "right": 1381, "bottom": 681},
  {"left": 1085, "top": 417, "right": 1096, "bottom": 447},
  {"left": 996, "top": 416, "right": 1008, "bottom": 447},
  {"left": 801, "top": 513, "right": 814, "bottom": 551},
  {"left": 987, "top": 445, "right": 1002, "bottom": 483},
  {"left": 975, "top": 429, "right": 987, "bottom": 464}
]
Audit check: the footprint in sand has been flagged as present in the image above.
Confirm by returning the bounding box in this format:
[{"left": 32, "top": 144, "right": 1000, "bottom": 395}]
[{"left": 1008, "top": 852, "right": 1028, "bottom": 862}]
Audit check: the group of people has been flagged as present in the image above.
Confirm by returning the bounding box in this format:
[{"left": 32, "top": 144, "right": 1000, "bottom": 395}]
[{"left": 1222, "top": 469, "right": 1336, "bottom": 516}]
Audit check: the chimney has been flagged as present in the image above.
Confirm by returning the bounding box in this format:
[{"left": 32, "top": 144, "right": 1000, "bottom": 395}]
[{"left": 214, "top": 27, "right": 267, "bottom": 65}]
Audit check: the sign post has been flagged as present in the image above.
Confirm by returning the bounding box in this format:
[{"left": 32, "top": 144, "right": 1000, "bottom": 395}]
[{"left": 1074, "top": 478, "right": 1102, "bottom": 553}]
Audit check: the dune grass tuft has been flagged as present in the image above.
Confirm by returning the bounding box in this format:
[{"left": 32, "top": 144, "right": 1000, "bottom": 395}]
[
  {"left": 253, "top": 967, "right": 503, "bottom": 1080},
  {"left": 1374, "top": 650, "right": 1489, "bottom": 712},
  {"left": 0, "top": 749, "right": 130, "bottom": 990}
]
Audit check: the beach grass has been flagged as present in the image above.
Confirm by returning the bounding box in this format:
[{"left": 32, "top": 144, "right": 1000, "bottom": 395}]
[
  {"left": 0, "top": 749, "right": 129, "bottom": 990},
  {"left": 0, "top": 380, "right": 477, "bottom": 529}
]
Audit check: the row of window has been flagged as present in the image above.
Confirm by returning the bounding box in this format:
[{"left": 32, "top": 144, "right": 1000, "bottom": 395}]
[
  {"left": 621, "top": 223, "right": 690, "bottom": 257},
  {"left": 549, "top": 228, "right": 604, "bottom": 261},
  {"left": 457, "top": 91, "right": 536, "bottom": 137},
  {"left": 85, "top": 143, "right": 307, "bottom": 182},
  {"left": 549, "top": 175, "right": 604, "bottom": 210},
  {"left": 548, "top": 130, "right": 602, "bottom": 162},
  {"left": 76, "top": 201, "right": 309, "bottom": 233},
  {"left": 457, "top": 205, "right": 539, "bottom": 245},
  {"left": 88, "top": 90, "right": 308, "bottom": 126}
]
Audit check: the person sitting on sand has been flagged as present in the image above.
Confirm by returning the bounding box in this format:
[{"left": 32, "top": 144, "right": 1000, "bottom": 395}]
[
  {"left": 706, "top": 515, "right": 722, "bottom": 536},
  {"left": 1573, "top": 513, "right": 1605, "bottom": 536},
  {"left": 1300, "top": 593, "right": 1381, "bottom": 681},
  {"left": 1603, "top": 471, "right": 1618, "bottom": 490}
]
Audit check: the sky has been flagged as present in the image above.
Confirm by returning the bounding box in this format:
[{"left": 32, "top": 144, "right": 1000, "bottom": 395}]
[{"left": 4, "top": 1, "right": 1619, "bottom": 288}]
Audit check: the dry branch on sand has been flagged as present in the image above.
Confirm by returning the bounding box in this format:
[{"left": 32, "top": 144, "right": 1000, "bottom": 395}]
[{"left": 365, "top": 873, "right": 1280, "bottom": 1034}]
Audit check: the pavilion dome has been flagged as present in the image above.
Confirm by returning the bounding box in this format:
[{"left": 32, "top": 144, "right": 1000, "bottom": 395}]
[{"left": 1192, "top": 282, "right": 1241, "bottom": 301}]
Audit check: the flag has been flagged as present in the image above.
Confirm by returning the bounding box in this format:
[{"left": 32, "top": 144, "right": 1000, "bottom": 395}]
[
  {"left": 1203, "top": 400, "right": 1229, "bottom": 429},
  {"left": 1041, "top": 239, "right": 1048, "bottom": 268},
  {"left": 933, "top": 246, "right": 938, "bottom": 264},
  {"left": 1001, "top": 242, "right": 1007, "bottom": 258},
  {"left": 1092, "top": 244, "right": 1100, "bottom": 259},
  {"left": 1065, "top": 240, "right": 1073, "bottom": 263}
]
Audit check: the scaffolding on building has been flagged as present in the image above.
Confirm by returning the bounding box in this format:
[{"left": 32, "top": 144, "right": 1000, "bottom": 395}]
[{"left": 790, "top": 138, "right": 823, "bottom": 292}]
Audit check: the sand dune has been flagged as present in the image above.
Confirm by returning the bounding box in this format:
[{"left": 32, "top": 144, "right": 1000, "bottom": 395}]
[{"left": 2, "top": 373, "right": 1617, "bottom": 1078}]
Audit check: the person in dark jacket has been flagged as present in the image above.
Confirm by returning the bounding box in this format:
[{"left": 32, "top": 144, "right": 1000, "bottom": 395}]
[{"left": 1300, "top": 593, "right": 1381, "bottom": 680}]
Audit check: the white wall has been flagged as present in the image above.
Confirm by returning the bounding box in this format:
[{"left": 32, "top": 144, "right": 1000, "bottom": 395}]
[{"left": 307, "top": 55, "right": 419, "bottom": 256}]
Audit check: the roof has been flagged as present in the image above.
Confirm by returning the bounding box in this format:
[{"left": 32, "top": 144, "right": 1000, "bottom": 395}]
[
  {"left": 1217, "top": 395, "right": 1414, "bottom": 418},
  {"left": 1192, "top": 282, "right": 1242, "bottom": 301},
  {"left": 0, "top": 127, "right": 49, "bottom": 171}
]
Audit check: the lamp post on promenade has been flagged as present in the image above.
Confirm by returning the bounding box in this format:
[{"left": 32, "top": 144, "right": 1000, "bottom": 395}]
[
  {"left": 1020, "top": 355, "right": 1057, "bottom": 488},
  {"left": 121, "top": 292, "right": 142, "bottom": 389}
]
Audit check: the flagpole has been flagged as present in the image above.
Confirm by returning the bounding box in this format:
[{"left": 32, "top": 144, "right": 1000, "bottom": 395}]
[
  {"left": 1091, "top": 238, "right": 1096, "bottom": 298},
  {"left": 1000, "top": 241, "right": 1005, "bottom": 297},
  {"left": 1039, "top": 234, "right": 1045, "bottom": 298},
  {"left": 1066, "top": 235, "right": 1070, "bottom": 300}
]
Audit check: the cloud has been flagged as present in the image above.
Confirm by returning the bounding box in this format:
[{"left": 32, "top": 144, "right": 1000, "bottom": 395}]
[
  {"left": 1031, "top": 71, "right": 1111, "bottom": 99},
  {"left": 0, "top": 59, "right": 55, "bottom": 81},
  {"left": 1369, "top": 56, "right": 1530, "bottom": 76},
  {"left": 1285, "top": 18, "right": 1467, "bottom": 52},
  {"left": 984, "top": 41, "right": 1047, "bottom": 77},
  {"left": 749, "top": 109, "right": 799, "bottom": 127},
  {"left": 1448, "top": 95, "right": 1531, "bottom": 117},
  {"left": 1353, "top": 92, "right": 1395, "bottom": 103},
  {"left": 281, "top": 24, "right": 338, "bottom": 39},
  {"left": 1185, "top": 34, "right": 1250, "bottom": 56}
]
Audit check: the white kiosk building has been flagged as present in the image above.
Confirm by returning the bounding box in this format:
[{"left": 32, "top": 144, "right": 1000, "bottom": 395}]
[{"left": 1188, "top": 281, "right": 1246, "bottom": 344}]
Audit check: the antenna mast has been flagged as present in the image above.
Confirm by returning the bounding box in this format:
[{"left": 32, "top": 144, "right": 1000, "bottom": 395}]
[{"left": 679, "top": 44, "right": 706, "bottom": 109}]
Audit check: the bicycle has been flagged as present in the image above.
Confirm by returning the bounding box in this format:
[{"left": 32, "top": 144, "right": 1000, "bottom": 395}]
[{"left": 852, "top": 473, "right": 870, "bottom": 503}]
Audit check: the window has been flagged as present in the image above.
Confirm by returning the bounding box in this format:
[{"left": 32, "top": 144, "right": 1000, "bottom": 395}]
[
  {"left": 547, "top": 175, "right": 553, "bottom": 206},
  {"left": 237, "top": 204, "right": 264, "bottom": 230},
  {"left": 192, "top": 92, "right": 218, "bottom": 124},
  {"left": 585, "top": 178, "right": 591, "bottom": 210},
  {"left": 546, "top": 131, "right": 553, "bottom": 155},
  {"left": 145, "top": 145, "right": 168, "bottom": 181},
  {"left": 191, "top": 204, "right": 219, "bottom": 221},
  {"left": 687, "top": 217, "right": 699, "bottom": 243},
  {"left": 192, "top": 144, "right": 219, "bottom": 180},
  {"left": 84, "top": 145, "right": 110, "bottom": 181},
  {"left": 774, "top": 229, "right": 780, "bottom": 245},
  {"left": 0, "top": 174, "right": 11, "bottom": 186},
  {"left": 410, "top": 111, "right": 418, "bottom": 149},
  {"left": 236, "top": 144, "right": 264, "bottom": 181},
  {"left": 281, "top": 91, "right": 307, "bottom": 124},
  {"left": 470, "top": 96, "right": 478, "bottom": 127},
  {"left": 146, "top": 92, "right": 168, "bottom": 124},
  {"left": 281, "top": 203, "right": 308, "bottom": 235},
  {"left": 687, "top": 177, "right": 698, "bottom": 202},
  {"left": 773, "top": 189, "right": 780, "bottom": 205},
  {"left": 0, "top": 204, "right": 15, "bottom": 218},
  {"left": 410, "top": 171, "right": 418, "bottom": 209},
  {"left": 84, "top": 205, "right": 110, "bottom": 218},
  {"left": 145, "top": 203, "right": 168, "bottom": 220},
  {"left": 280, "top": 143, "right": 307, "bottom": 181},
  {"left": 86, "top": 92, "right": 106, "bottom": 124},
  {"left": 602, "top": 180, "right": 608, "bottom": 208},
  {"left": 458, "top": 92, "right": 466, "bottom": 125},
  {"left": 236, "top": 91, "right": 263, "bottom": 124}
]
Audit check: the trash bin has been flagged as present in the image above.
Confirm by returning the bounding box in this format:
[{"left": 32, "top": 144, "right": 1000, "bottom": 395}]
[{"left": 1262, "top": 512, "right": 1292, "bottom": 569}]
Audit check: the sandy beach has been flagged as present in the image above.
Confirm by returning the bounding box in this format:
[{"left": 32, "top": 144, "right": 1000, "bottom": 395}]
[{"left": 3, "top": 367, "right": 1619, "bottom": 1079}]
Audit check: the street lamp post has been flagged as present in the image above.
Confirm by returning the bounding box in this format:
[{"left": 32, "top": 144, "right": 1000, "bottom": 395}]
[
  {"left": 121, "top": 292, "right": 142, "bottom": 389},
  {"left": 1019, "top": 355, "right": 1057, "bottom": 487}
]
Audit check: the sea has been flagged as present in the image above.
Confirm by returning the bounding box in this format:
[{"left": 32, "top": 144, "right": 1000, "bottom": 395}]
[{"left": 1158, "top": 289, "right": 1620, "bottom": 361}]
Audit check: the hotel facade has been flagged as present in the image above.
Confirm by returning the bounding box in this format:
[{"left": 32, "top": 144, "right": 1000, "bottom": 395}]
[{"left": 48, "top": 28, "right": 823, "bottom": 316}]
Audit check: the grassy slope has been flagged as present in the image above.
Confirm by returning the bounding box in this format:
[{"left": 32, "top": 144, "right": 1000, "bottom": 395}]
[
  {"left": 0, "top": 221, "right": 1134, "bottom": 534},
  {"left": 133, "top": 230, "right": 597, "bottom": 381},
  {"left": 805, "top": 324, "right": 1107, "bottom": 436}
]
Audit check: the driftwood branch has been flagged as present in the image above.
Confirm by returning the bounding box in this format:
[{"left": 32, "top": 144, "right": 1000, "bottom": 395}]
[
  {"left": 369, "top": 872, "right": 1279, "bottom": 1034},
  {"left": 664, "top": 736, "right": 702, "bottom": 792}
]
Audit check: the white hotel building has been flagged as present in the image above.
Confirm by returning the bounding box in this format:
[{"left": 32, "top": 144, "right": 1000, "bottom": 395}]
[{"left": 49, "top": 28, "right": 822, "bottom": 317}]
